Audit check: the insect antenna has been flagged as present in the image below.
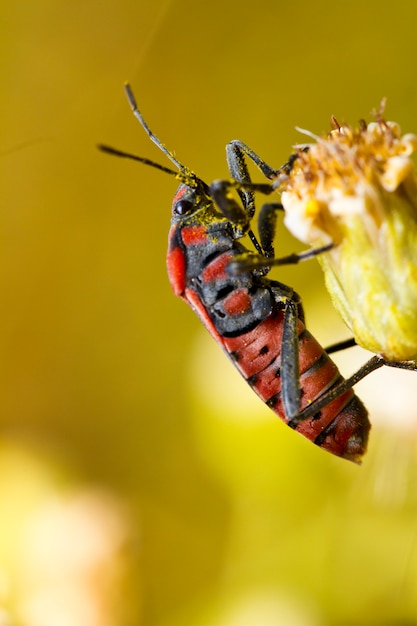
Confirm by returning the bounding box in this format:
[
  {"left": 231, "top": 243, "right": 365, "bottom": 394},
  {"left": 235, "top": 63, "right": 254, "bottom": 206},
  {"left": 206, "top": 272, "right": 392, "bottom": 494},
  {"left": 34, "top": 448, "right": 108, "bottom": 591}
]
[
  {"left": 98, "top": 83, "right": 209, "bottom": 193},
  {"left": 97, "top": 144, "right": 181, "bottom": 178},
  {"left": 124, "top": 84, "right": 185, "bottom": 171}
]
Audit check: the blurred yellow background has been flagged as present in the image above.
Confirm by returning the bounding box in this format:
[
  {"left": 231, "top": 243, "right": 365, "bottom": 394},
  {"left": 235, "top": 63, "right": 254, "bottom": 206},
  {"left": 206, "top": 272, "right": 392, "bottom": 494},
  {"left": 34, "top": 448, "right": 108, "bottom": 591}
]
[{"left": 2, "top": 1, "right": 417, "bottom": 624}]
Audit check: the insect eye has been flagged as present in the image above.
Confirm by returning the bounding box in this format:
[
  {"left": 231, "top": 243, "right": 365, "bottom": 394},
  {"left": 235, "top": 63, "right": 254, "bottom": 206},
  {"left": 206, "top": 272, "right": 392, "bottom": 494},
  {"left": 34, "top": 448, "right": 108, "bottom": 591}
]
[{"left": 174, "top": 199, "right": 194, "bottom": 215}]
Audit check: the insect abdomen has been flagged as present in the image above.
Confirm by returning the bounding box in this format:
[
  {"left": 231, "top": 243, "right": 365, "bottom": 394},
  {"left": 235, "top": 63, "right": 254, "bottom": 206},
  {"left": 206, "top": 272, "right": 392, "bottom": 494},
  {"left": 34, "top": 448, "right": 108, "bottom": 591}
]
[
  {"left": 223, "top": 314, "right": 370, "bottom": 461},
  {"left": 169, "top": 220, "right": 370, "bottom": 461}
]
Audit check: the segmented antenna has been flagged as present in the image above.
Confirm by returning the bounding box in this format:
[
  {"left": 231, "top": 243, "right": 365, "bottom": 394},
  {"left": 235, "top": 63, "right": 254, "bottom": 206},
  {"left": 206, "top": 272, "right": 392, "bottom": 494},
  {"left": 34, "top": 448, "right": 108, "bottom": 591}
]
[
  {"left": 124, "top": 83, "right": 197, "bottom": 185},
  {"left": 99, "top": 83, "right": 207, "bottom": 192},
  {"left": 97, "top": 144, "right": 180, "bottom": 178}
]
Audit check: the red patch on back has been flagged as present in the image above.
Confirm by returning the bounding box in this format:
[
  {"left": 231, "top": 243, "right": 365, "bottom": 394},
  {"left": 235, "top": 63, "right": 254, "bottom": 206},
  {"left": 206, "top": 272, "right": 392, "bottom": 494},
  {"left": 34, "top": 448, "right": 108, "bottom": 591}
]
[
  {"left": 181, "top": 225, "right": 208, "bottom": 246},
  {"left": 202, "top": 253, "right": 230, "bottom": 283},
  {"left": 222, "top": 288, "right": 252, "bottom": 316}
]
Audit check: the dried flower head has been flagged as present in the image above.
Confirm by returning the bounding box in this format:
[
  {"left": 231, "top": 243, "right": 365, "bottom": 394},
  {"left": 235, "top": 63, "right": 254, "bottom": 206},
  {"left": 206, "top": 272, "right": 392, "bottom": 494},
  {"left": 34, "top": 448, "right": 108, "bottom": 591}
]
[{"left": 278, "top": 104, "right": 417, "bottom": 361}]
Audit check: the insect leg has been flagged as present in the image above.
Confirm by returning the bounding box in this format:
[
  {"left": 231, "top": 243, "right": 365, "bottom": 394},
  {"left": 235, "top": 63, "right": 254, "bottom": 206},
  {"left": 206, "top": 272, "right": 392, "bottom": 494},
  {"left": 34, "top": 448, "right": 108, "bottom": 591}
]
[
  {"left": 257, "top": 192, "right": 334, "bottom": 268},
  {"left": 381, "top": 359, "right": 417, "bottom": 372},
  {"left": 266, "top": 284, "right": 304, "bottom": 419},
  {"left": 257, "top": 202, "right": 284, "bottom": 259},
  {"left": 213, "top": 141, "right": 298, "bottom": 257},
  {"left": 288, "top": 355, "right": 386, "bottom": 426},
  {"left": 224, "top": 141, "right": 284, "bottom": 256},
  {"left": 226, "top": 140, "right": 285, "bottom": 182},
  {"left": 325, "top": 338, "right": 357, "bottom": 354},
  {"left": 226, "top": 140, "right": 303, "bottom": 193},
  {"left": 224, "top": 146, "right": 331, "bottom": 269},
  {"left": 225, "top": 142, "right": 258, "bottom": 221},
  {"left": 288, "top": 354, "right": 415, "bottom": 429},
  {"left": 209, "top": 179, "right": 269, "bottom": 255},
  {"left": 209, "top": 179, "right": 251, "bottom": 232},
  {"left": 229, "top": 242, "right": 334, "bottom": 274},
  {"left": 280, "top": 296, "right": 303, "bottom": 418},
  {"left": 210, "top": 147, "right": 276, "bottom": 254},
  {"left": 323, "top": 339, "right": 416, "bottom": 368},
  {"left": 225, "top": 141, "right": 333, "bottom": 269}
]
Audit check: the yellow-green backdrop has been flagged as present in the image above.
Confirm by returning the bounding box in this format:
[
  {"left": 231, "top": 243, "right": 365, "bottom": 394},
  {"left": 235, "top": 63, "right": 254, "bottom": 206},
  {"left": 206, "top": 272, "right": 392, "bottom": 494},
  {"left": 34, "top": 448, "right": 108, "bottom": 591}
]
[{"left": 2, "top": 1, "right": 417, "bottom": 624}]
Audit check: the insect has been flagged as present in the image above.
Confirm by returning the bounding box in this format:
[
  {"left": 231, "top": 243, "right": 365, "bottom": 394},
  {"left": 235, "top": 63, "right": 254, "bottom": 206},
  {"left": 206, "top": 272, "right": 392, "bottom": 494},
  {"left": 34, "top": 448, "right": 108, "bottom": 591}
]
[{"left": 99, "top": 84, "right": 371, "bottom": 463}]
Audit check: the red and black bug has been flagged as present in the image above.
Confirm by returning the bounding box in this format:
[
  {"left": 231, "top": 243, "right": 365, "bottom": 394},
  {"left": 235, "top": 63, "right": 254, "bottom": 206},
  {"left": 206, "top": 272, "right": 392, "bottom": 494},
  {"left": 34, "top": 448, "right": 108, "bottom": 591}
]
[{"left": 99, "top": 84, "right": 371, "bottom": 463}]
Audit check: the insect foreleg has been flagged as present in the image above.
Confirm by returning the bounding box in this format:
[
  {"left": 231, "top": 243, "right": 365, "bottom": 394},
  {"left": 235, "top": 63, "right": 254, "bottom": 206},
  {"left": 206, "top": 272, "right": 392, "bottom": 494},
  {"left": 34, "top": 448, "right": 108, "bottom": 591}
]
[
  {"left": 226, "top": 140, "right": 280, "bottom": 182},
  {"left": 209, "top": 179, "right": 250, "bottom": 231},
  {"left": 225, "top": 141, "right": 257, "bottom": 221},
  {"left": 257, "top": 202, "right": 284, "bottom": 259},
  {"left": 209, "top": 178, "right": 272, "bottom": 256}
]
